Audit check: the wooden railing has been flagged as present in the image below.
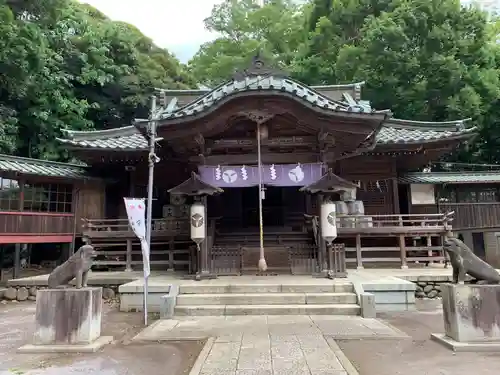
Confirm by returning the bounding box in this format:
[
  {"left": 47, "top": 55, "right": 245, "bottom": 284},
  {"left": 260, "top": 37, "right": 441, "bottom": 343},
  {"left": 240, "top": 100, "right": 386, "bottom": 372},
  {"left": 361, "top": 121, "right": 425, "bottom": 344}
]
[
  {"left": 0, "top": 211, "right": 74, "bottom": 235},
  {"left": 439, "top": 203, "right": 500, "bottom": 230},
  {"left": 82, "top": 218, "right": 190, "bottom": 238},
  {"left": 333, "top": 212, "right": 453, "bottom": 235},
  {"left": 306, "top": 212, "right": 453, "bottom": 269},
  {"left": 86, "top": 218, "right": 218, "bottom": 272}
]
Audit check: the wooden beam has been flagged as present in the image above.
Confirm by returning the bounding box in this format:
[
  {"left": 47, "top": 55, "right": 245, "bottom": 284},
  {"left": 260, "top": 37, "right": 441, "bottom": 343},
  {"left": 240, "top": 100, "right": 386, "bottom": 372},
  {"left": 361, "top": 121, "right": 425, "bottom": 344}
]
[
  {"left": 206, "top": 136, "right": 319, "bottom": 149},
  {"left": 0, "top": 235, "right": 73, "bottom": 244},
  {"left": 191, "top": 152, "right": 324, "bottom": 165}
]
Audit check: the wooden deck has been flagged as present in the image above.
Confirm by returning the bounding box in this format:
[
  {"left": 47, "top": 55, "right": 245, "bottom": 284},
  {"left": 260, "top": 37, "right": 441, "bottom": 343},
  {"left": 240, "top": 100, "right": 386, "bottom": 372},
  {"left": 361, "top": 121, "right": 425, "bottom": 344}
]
[{"left": 79, "top": 212, "right": 453, "bottom": 272}]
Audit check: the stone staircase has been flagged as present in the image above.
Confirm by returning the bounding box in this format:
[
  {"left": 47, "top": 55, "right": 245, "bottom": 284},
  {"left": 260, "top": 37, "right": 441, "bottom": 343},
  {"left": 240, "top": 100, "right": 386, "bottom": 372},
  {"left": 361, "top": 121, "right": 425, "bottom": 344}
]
[{"left": 174, "top": 281, "right": 360, "bottom": 316}]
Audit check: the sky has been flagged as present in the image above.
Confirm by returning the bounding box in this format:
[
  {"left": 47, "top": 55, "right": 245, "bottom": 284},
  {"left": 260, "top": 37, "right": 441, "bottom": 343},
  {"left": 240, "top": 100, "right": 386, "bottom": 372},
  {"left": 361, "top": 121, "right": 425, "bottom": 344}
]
[{"left": 78, "top": 0, "right": 224, "bottom": 63}]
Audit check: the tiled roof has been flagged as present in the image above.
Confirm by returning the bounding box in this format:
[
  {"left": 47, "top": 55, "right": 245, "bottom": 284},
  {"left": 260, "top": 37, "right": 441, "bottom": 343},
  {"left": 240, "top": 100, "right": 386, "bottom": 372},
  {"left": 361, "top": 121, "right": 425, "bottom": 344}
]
[
  {"left": 57, "top": 77, "right": 476, "bottom": 150},
  {"left": 0, "top": 154, "right": 90, "bottom": 179},
  {"left": 399, "top": 171, "right": 500, "bottom": 184},
  {"left": 137, "top": 77, "right": 383, "bottom": 125},
  {"left": 58, "top": 126, "right": 149, "bottom": 150},
  {"left": 377, "top": 119, "right": 476, "bottom": 145},
  {"left": 57, "top": 121, "right": 476, "bottom": 150}
]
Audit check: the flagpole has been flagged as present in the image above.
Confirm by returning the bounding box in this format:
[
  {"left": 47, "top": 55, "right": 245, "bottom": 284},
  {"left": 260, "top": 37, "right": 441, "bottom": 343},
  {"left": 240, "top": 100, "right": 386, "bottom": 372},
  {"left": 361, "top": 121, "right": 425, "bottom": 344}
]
[
  {"left": 257, "top": 123, "right": 267, "bottom": 272},
  {"left": 145, "top": 95, "right": 157, "bottom": 326}
]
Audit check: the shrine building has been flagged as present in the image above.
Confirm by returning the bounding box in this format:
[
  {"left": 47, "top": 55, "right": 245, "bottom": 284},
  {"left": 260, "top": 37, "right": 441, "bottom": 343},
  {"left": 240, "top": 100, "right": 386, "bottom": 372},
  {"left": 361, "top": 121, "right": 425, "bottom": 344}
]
[{"left": 1, "top": 56, "right": 499, "bottom": 277}]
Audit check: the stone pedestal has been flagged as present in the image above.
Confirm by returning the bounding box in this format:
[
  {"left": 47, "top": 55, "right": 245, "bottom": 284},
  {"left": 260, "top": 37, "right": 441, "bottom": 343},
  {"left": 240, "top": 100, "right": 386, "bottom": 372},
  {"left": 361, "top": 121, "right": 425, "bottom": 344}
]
[
  {"left": 18, "top": 287, "right": 113, "bottom": 353},
  {"left": 431, "top": 283, "right": 500, "bottom": 352}
]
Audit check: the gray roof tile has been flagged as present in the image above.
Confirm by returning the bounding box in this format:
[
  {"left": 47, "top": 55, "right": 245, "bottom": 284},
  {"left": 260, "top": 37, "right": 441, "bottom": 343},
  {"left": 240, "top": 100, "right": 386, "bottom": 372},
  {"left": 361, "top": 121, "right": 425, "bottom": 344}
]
[
  {"left": 399, "top": 172, "right": 500, "bottom": 184},
  {"left": 156, "top": 77, "right": 378, "bottom": 120},
  {"left": 0, "top": 155, "right": 89, "bottom": 179},
  {"left": 57, "top": 122, "right": 475, "bottom": 150}
]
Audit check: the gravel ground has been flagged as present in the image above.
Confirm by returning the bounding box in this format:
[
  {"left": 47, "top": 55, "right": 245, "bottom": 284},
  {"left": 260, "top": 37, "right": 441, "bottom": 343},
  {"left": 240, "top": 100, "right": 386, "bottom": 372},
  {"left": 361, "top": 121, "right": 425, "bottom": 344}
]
[
  {"left": 0, "top": 301, "right": 204, "bottom": 375},
  {"left": 338, "top": 299, "right": 500, "bottom": 375}
]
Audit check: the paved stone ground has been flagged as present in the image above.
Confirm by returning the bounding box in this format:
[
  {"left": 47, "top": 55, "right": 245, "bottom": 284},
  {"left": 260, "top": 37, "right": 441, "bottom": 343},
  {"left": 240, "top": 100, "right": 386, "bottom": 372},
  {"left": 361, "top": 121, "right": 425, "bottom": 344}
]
[
  {"left": 134, "top": 315, "right": 408, "bottom": 341},
  {"left": 133, "top": 315, "right": 409, "bottom": 375},
  {"left": 338, "top": 300, "right": 500, "bottom": 375},
  {"left": 0, "top": 302, "right": 204, "bottom": 375}
]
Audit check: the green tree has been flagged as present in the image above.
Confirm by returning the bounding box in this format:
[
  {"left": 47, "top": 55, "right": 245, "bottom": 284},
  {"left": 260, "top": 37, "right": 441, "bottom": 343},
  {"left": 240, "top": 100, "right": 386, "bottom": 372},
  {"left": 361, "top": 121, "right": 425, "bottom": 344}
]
[
  {"left": 296, "top": 0, "right": 500, "bottom": 164},
  {"left": 188, "top": 0, "right": 308, "bottom": 86},
  {"left": 0, "top": 0, "right": 193, "bottom": 160}
]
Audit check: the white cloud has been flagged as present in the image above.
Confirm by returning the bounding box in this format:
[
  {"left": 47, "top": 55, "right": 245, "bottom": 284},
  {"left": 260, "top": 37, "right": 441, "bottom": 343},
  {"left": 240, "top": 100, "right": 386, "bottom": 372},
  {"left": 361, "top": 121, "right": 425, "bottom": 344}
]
[{"left": 77, "top": 0, "right": 224, "bottom": 62}]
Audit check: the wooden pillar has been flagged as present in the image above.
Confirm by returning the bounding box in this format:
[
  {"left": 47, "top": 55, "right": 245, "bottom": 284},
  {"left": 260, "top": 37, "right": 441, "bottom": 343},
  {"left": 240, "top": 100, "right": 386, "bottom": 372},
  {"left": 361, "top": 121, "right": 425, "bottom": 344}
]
[
  {"left": 427, "top": 235, "right": 433, "bottom": 264},
  {"left": 317, "top": 194, "right": 328, "bottom": 275},
  {"left": 355, "top": 234, "right": 363, "bottom": 269},
  {"left": 399, "top": 234, "right": 408, "bottom": 269},
  {"left": 125, "top": 239, "right": 132, "bottom": 272},
  {"left": 168, "top": 239, "right": 175, "bottom": 272},
  {"left": 198, "top": 195, "right": 215, "bottom": 278},
  {"left": 18, "top": 177, "right": 25, "bottom": 211},
  {"left": 13, "top": 243, "right": 21, "bottom": 279},
  {"left": 391, "top": 177, "right": 400, "bottom": 214}
]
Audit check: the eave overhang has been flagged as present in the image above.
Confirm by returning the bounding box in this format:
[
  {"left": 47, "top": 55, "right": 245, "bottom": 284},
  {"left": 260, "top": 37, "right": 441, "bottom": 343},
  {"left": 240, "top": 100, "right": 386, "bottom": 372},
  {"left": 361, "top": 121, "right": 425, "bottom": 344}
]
[
  {"left": 399, "top": 171, "right": 500, "bottom": 184},
  {"left": 0, "top": 154, "right": 100, "bottom": 182}
]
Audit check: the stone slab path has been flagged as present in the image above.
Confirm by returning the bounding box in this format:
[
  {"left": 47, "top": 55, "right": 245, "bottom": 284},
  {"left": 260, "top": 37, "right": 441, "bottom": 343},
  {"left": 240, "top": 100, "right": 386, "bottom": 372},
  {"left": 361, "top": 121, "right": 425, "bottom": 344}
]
[
  {"left": 133, "top": 316, "right": 409, "bottom": 375},
  {"left": 199, "top": 333, "right": 346, "bottom": 375},
  {"left": 134, "top": 315, "right": 408, "bottom": 341}
]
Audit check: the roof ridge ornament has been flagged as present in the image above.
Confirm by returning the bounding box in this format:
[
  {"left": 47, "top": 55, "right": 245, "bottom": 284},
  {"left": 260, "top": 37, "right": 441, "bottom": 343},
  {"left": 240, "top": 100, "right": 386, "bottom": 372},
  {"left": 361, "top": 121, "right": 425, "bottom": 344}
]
[{"left": 232, "top": 52, "right": 288, "bottom": 81}]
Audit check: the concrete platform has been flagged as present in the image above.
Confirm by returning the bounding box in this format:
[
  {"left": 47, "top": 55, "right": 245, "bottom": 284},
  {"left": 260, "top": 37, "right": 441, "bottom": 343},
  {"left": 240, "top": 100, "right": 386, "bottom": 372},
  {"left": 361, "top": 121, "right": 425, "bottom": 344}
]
[
  {"left": 8, "top": 267, "right": 459, "bottom": 314},
  {"left": 431, "top": 333, "right": 500, "bottom": 352},
  {"left": 17, "top": 335, "right": 113, "bottom": 353}
]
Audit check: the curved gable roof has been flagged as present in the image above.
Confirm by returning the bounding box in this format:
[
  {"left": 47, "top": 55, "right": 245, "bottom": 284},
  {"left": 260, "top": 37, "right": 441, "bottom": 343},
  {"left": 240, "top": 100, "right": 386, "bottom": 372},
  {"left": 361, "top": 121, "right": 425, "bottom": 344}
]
[{"left": 149, "top": 77, "right": 385, "bottom": 124}]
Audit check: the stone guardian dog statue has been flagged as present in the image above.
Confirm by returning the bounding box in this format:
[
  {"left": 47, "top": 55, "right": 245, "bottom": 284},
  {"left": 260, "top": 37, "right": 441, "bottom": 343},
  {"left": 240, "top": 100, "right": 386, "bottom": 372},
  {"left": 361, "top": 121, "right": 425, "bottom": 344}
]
[
  {"left": 443, "top": 236, "right": 500, "bottom": 284},
  {"left": 47, "top": 245, "right": 98, "bottom": 289}
]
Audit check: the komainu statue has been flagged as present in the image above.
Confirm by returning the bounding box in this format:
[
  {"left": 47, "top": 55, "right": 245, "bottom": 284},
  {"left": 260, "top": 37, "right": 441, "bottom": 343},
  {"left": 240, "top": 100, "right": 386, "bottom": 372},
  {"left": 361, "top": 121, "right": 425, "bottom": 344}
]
[
  {"left": 47, "top": 245, "right": 97, "bottom": 289},
  {"left": 443, "top": 236, "right": 500, "bottom": 284}
]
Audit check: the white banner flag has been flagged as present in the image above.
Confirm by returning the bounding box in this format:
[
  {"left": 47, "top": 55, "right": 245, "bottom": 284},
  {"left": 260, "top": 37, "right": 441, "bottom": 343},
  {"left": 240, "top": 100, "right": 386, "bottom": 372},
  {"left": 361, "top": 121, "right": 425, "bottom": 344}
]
[{"left": 124, "top": 198, "right": 150, "bottom": 277}]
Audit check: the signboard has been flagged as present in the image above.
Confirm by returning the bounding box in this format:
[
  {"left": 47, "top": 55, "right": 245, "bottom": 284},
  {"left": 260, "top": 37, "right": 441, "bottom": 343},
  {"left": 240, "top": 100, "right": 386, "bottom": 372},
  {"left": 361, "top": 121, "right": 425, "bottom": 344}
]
[
  {"left": 410, "top": 184, "right": 436, "bottom": 205},
  {"left": 198, "top": 163, "right": 324, "bottom": 187},
  {"left": 123, "top": 198, "right": 150, "bottom": 277}
]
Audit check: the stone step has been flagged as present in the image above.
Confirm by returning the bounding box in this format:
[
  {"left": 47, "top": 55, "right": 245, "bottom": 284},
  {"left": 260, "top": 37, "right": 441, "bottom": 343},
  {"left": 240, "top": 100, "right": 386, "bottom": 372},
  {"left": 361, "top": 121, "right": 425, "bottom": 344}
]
[
  {"left": 179, "top": 282, "right": 354, "bottom": 294},
  {"left": 176, "top": 292, "right": 357, "bottom": 306},
  {"left": 174, "top": 304, "right": 361, "bottom": 316}
]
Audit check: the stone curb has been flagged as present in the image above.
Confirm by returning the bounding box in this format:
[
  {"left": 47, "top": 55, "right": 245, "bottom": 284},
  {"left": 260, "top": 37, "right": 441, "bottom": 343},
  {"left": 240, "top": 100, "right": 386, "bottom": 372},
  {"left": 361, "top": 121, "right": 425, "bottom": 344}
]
[
  {"left": 0, "top": 285, "right": 119, "bottom": 302},
  {"left": 325, "top": 336, "right": 360, "bottom": 375},
  {"left": 188, "top": 337, "right": 215, "bottom": 375}
]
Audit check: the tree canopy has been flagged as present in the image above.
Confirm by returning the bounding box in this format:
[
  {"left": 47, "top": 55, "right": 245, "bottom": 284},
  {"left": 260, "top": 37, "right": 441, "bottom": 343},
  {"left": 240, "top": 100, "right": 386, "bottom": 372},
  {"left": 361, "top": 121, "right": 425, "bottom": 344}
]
[{"left": 0, "top": 0, "right": 193, "bottom": 160}]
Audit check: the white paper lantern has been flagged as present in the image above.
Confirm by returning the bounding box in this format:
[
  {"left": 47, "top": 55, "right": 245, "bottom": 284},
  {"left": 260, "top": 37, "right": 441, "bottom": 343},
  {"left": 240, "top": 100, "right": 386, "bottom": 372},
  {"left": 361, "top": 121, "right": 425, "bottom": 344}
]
[
  {"left": 320, "top": 201, "right": 337, "bottom": 244},
  {"left": 190, "top": 202, "right": 206, "bottom": 244}
]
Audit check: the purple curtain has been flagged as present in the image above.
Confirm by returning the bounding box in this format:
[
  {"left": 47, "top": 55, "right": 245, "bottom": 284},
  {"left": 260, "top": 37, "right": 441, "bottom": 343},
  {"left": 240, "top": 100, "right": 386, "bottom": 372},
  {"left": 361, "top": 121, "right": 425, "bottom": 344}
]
[{"left": 198, "top": 163, "right": 324, "bottom": 188}]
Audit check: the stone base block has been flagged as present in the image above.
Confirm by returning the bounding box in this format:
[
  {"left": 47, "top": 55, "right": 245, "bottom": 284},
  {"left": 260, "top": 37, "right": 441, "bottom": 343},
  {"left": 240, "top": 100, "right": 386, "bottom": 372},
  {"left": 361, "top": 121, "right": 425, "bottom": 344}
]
[
  {"left": 441, "top": 283, "right": 500, "bottom": 343},
  {"left": 182, "top": 272, "right": 217, "bottom": 281},
  {"left": 431, "top": 333, "right": 500, "bottom": 352},
  {"left": 160, "top": 285, "right": 179, "bottom": 319},
  {"left": 18, "top": 335, "right": 113, "bottom": 353},
  {"left": 33, "top": 287, "right": 103, "bottom": 345}
]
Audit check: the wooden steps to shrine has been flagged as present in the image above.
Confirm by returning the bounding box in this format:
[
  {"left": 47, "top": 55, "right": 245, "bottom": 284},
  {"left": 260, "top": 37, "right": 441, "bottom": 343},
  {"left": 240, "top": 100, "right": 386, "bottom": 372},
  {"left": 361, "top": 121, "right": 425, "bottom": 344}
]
[{"left": 174, "top": 282, "right": 360, "bottom": 316}]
